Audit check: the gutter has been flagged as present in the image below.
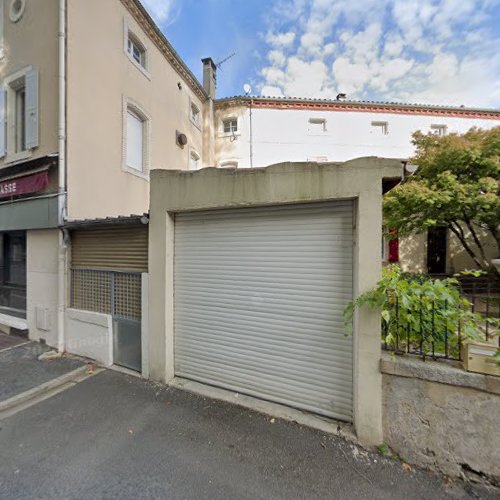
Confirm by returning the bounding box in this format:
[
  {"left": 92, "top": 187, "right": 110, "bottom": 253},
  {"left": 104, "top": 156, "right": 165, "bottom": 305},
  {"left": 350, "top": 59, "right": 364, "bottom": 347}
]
[
  {"left": 213, "top": 96, "right": 500, "bottom": 117},
  {"left": 57, "top": 0, "right": 67, "bottom": 353}
]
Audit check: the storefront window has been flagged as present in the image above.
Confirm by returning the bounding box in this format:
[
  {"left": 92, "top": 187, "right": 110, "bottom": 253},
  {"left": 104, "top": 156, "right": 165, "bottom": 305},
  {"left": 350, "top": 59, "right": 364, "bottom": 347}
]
[{"left": 0, "top": 231, "right": 26, "bottom": 318}]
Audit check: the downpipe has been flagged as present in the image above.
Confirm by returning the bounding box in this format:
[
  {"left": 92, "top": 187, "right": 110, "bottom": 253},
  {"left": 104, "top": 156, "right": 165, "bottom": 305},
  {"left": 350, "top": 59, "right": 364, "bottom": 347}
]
[{"left": 57, "top": 0, "right": 67, "bottom": 353}]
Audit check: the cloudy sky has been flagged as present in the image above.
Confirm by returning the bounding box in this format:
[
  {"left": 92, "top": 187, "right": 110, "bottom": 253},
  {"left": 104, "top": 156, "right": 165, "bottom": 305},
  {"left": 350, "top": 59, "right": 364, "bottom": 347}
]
[{"left": 141, "top": 0, "right": 500, "bottom": 107}]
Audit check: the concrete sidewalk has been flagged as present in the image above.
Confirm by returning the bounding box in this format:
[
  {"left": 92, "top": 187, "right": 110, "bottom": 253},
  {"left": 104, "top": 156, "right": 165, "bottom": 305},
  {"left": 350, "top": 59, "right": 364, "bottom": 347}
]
[
  {"left": 0, "top": 338, "right": 84, "bottom": 403},
  {"left": 0, "top": 332, "right": 27, "bottom": 351},
  {"left": 0, "top": 369, "right": 497, "bottom": 500}
]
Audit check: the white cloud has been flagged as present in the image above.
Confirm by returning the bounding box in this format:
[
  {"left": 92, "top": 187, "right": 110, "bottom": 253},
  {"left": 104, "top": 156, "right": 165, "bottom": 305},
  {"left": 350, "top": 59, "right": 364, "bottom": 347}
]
[
  {"left": 265, "top": 31, "right": 296, "bottom": 48},
  {"left": 257, "top": 0, "right": 500, "bottom": 106},
  {"left": 141, "top": 0, "right": 180, "bottom": 25},
  {"left": 261, "top": 85, "right": 285, "bottom": 97},
  {"left": 268, "top": 50, "right": 287, "bottom": 67}
]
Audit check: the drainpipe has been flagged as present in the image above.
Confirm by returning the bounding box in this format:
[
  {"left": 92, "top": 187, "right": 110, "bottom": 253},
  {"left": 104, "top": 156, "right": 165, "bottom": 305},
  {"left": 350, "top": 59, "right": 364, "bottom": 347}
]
[
  {"left": 57, "top": 0, "right": 67, "bottom": 353},
  {"left": 249, "top": 98, "right": 254, "bottom": 168}
]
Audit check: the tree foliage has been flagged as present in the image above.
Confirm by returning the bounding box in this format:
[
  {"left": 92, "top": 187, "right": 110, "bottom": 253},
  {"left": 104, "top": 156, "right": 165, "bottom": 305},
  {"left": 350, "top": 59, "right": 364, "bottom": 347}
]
[{"left": 383, "top": 127, "right": 500, "bottom": 271}]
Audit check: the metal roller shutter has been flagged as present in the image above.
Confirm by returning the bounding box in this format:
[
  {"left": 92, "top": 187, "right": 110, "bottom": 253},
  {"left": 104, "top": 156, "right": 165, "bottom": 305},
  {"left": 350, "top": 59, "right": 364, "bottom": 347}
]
[
  {"left": 71, "top": 226, "right": 148, "bottom": 272},
  {"left": 174, "top": 202, "right": 354, "bottom": 421}
]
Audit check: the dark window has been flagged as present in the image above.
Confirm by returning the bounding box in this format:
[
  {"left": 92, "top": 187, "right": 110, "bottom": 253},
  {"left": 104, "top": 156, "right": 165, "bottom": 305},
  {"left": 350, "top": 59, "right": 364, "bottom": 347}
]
[
  {"left": 0, "top": 231, "right": 27, "bottom": 318},
  {"left": 427, "top": 227, "right": 447, "bottom": 275}
]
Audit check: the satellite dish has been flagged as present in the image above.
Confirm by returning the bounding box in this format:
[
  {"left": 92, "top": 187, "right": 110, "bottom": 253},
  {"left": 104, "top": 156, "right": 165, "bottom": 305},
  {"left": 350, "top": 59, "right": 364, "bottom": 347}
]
[
  {"left": 405, "top": 163, "right": 418, "bottom": 174},
  {"left": 243, "top": 83, "right": 252, "bottom": 95}
]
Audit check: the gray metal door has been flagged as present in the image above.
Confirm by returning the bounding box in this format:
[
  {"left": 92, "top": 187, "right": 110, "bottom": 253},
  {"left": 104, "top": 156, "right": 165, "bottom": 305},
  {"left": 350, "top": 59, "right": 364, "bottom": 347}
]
[
  {"left": 174, "top": 202, "right": 354, "bottom": 421},
  {"left": 112, "top": 272, "right": 142, "bottom": 372}
]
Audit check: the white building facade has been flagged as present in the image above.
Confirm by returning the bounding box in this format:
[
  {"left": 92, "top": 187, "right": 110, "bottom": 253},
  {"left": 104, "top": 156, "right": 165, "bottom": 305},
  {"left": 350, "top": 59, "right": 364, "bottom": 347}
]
[
  {"left": 213, "top": 97, "right": 500, "bottom": 169},
  {"left": 211, "top": 96, "right": 500, "bottom": 275}
]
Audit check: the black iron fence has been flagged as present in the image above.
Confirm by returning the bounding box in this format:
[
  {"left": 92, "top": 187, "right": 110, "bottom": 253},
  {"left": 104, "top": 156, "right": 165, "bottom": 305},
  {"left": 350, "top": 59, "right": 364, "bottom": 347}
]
[{"left": 382, "top": 277, "right": 499, "bottom": 361}]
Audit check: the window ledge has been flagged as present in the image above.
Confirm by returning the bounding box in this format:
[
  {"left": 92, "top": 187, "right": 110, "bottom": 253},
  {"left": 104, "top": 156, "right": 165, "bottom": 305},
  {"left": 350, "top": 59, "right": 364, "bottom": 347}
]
[
  {"left": 123, "top": 166, "right": 149, "bottom": 181},
  {"left": 219, "top": 131, "right": 241, "bottom": 139},
  {"left": 0, "top": 313, "right": 28, "bottom": 331},
  {"left": 4, "top": 150, "right": 33, "bottom": 164},
  {"left": 125, "top": 53, "right": 151, "bottom": 80}
]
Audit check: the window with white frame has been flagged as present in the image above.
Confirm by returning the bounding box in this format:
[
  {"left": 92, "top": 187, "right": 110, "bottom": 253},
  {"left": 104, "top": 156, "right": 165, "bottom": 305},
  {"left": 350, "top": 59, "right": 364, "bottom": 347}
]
[
  {"left": 124, "top": 102, "right": 150, "bottom": 175},
  {"left": 431, "top": 124, "right": 447, "bottom": 136},
  {"left": 126, "top": 109, "right": 144, "bottom": 171},
  {"left": 189, "top": 149, "right": 200, "bottom": 170},
  {"left": 127, "top": 33, "right": 146, "bottom": 68},
  {"left": 222, "top": 118, "right": 238, "bottom": 134},
  {"left": 0, "top": 66, "right": 39, "bottom": 160},
  {"left": 308, "top": 117, "right": 327, "bottom": 134},
  {"left": 371, "top": 121, "right": 389, "bottom": 135},
  {"left": 14, "top": 84, "right": 26, "bottom": 152},
  {"left": 124, "top": 21, "right": 149, "bottom": 77},
  {"left": 190, "top": 101, "right": 201, "bottom": 129}
]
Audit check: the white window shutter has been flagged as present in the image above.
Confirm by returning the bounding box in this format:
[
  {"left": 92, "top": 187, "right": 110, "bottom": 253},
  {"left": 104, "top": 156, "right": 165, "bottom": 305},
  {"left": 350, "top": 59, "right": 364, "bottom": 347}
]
[
  {"left": 126, "top": 110, "right": 144, "bottom": 171},
  {"left": 25, "top": 68, "right": 39, "bottom": 150},
  {"left": 0, "top": 85, "right": 5, "bottom": 158}
]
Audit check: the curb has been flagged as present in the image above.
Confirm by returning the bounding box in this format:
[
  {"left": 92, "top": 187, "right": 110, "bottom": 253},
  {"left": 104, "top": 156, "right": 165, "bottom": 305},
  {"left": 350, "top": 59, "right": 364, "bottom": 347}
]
[
  {"left": 0, "top": 341, "right": 32, "bottom": 354},
  {"left": 0, "top": 365, "right": 101, "bottom": 414}
]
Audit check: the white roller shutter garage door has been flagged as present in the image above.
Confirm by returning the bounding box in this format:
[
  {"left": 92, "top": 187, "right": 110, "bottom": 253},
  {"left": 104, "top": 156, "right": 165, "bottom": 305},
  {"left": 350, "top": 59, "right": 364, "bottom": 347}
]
[{"left": 174, "top": 202, "right": 354, "bottom": 421}]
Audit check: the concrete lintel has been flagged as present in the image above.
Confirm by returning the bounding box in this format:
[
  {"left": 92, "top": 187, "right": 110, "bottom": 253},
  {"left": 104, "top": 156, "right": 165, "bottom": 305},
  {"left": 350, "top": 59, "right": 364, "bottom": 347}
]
[{"left": 380, "top": 352, "right": 500, "bottom": 396}]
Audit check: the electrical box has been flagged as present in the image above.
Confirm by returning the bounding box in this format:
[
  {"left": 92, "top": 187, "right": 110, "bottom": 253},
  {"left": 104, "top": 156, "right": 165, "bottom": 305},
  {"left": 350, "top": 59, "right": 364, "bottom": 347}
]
[
  {"left": 35, "top": 306, "right": 51, "bottom": 332},
  {"left": 462, "top": 340, "right": 500, "bottom": 377}
]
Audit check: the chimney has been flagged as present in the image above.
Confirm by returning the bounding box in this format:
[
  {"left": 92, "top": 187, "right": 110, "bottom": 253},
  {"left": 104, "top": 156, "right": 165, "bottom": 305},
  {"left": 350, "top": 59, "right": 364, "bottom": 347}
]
[{"left": 202, "top": 57, "right": 217, "bottom": 99}]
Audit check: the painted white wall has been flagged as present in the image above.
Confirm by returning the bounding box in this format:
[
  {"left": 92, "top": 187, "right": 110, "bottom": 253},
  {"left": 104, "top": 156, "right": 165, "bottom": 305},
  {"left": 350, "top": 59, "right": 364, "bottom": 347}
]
[
  {"left": 27, "top": 229, "right": 60, "bottom": 347},
  {"left": 65, "top": 308, "right": 113, "bottom": 366},
  {"left": 215, "top": 107, "right": 499, "bottom": 168}
]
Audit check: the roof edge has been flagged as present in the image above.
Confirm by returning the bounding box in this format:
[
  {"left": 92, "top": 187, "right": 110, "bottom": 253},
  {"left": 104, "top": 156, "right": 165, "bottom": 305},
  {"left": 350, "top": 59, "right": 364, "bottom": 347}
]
[
  {"left": 214, "top": 96, "right": 500, "bottom": 118},
  {"left": 122, "top": 0, "right": 208, "bottom": 101}
]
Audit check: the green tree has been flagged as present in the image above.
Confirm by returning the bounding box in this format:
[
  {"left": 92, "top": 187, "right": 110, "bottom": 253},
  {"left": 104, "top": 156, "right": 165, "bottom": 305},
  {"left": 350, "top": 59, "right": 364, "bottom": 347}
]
[{"left": 384, "top": 127, "right": 500, "bottom": 271}]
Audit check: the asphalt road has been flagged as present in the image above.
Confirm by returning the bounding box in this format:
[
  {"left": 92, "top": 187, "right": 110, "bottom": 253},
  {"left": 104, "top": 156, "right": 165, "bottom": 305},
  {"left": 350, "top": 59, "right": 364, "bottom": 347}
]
[{"left": 0, "top": 370, "right": 496, "bottom": 499}]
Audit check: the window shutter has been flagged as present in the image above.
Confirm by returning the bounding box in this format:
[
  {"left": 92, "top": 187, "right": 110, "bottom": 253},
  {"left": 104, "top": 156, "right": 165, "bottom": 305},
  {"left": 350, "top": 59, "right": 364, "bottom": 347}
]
[
  {"left": 126, "top": 110, "right": 144, "bottom": 171},
  {"left": 0, "top": 85, "right": 5, "bottom": 158},
  {"left": 25, "top": 68, "right": 39, "bottom": 150}
]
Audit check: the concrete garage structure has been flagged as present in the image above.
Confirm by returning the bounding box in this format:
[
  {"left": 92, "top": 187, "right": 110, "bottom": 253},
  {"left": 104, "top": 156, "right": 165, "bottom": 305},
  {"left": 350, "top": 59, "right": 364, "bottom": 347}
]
[{"left": 148, "top": 158, "right": 402, "bottom": 445}]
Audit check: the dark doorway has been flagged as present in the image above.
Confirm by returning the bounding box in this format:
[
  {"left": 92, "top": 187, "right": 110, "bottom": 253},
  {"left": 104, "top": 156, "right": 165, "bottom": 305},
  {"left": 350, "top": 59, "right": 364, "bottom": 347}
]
[
  {"left": 427, "top": 227, "right": 447, "bottom": 274},
  {"left": 0, "top": 231, "right": 27, "bottom": 318}
]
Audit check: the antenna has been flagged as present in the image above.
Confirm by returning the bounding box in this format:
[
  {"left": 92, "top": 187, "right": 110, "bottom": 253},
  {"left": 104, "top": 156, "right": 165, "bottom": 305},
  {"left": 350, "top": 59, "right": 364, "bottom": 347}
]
[{"left": 216, "top": 52, "right": 236, "bottom": 71}]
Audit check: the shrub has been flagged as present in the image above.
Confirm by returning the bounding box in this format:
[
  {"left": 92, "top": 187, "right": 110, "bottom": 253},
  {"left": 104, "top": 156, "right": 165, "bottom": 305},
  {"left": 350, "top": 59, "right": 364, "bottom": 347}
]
[{"left": 344, "top": 265, "right": 498, "bottom": 358}]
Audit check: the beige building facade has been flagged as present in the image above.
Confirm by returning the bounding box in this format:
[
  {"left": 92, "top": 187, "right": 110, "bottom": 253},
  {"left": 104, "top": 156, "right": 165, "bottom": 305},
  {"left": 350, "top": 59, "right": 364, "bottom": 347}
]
[
  {"left": 66, "top": 0, "right": 207, "bottom": 219},
  {"left": 0, "top": 0, "right": 211, "bottom": 350}
]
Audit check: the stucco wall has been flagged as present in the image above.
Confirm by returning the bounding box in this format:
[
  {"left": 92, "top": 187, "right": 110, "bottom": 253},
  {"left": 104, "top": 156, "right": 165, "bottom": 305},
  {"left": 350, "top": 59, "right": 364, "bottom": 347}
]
[
  {"left": 447, "top": 226, "right": 498, "bottom": 273},
  {"left": 399, "top": 234, "right": 427, "bottom": 274},
  {"left": 397, "top": 227, "right": 498, "bottom": 275},
  {"left": 66, "top": 0, "right": 206, "bottom": 220},
  {"left": 215, "top": 105, "right": 500, "bottom": 168},
  {"left": 66, "top": 308, "right": 113, "bottom": 366},
  {"left": 148, "top": 159, "right": 403, "bottom": 446},
  {"left": 0, "top": 0, "right": 59, "bottom": 166},
  {"left": 381, "top": 354, "right": 500, "bottom": 483},
  {"left": 26, "top": 229, "right": 60, "bottom": 347}
]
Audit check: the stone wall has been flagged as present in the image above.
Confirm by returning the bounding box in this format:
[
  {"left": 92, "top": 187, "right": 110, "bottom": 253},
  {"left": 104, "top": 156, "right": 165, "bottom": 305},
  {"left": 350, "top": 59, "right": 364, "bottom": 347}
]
[{"left": 381, "top": 354, "right": 500, "bottom": 484}]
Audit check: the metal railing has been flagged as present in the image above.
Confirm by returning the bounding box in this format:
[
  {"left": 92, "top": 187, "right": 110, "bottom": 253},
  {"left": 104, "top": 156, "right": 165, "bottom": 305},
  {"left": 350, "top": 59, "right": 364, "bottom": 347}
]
[{"left": 382, "top": 278, "right": 499, "bottom": 361}]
